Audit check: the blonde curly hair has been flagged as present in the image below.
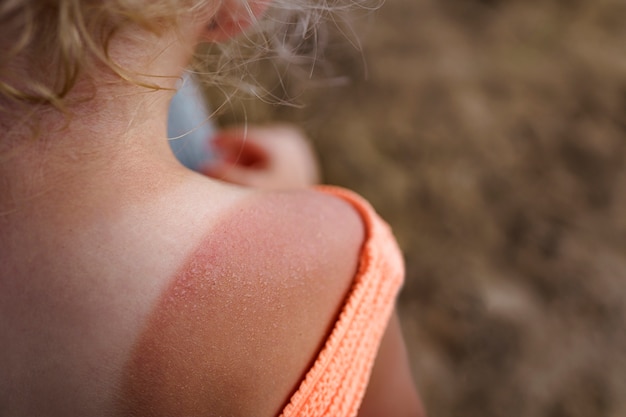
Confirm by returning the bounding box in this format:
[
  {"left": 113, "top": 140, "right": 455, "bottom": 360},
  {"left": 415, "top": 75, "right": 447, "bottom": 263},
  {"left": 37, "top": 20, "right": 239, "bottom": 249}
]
[
  {"left": 0, "top": 0, "right": 212, "bottom": 112},
  {"left": 0, "top": 0, "right": 375, "bottom": 121}
]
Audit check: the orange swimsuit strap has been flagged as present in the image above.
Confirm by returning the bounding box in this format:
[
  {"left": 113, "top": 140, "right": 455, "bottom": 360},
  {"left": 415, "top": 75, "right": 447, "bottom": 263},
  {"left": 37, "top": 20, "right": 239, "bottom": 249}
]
[{"left": 280, "top": 186, "right": 404, "bottom": 417}]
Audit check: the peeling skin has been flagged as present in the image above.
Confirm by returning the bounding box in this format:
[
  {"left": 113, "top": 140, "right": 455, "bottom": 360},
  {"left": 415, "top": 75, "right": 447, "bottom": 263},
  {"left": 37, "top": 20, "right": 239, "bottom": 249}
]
[
  {"left": 118, "top": 220, "right": 272, "bottom": 417},
  {"left": 117, "top": 190, "right": 363, "bottom": 417}
]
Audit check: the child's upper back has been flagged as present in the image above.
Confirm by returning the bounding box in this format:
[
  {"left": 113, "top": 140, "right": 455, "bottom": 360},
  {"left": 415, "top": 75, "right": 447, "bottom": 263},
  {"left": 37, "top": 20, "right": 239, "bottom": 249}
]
[
  {"left": 0, "top": 175, "right": 364, "bottom": 417},
  {"left": 0, "top": 2, "right": 420, "bottom": 415}
]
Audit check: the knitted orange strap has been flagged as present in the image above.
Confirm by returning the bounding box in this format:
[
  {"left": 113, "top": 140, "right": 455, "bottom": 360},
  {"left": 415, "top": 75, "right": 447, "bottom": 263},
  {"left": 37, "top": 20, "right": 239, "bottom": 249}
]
[{"left": 280, "top": 186, "right": 405, "bottom": 417}]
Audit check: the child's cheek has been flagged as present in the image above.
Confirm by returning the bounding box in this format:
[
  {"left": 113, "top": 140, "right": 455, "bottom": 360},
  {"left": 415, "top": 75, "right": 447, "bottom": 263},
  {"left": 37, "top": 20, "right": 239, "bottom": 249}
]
[{"left": 207, "top": 0, "right": 272, "bottom": 41}]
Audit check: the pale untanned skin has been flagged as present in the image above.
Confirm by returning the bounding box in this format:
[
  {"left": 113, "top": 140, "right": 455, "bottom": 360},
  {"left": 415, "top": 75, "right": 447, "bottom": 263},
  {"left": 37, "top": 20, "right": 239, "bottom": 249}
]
[
  {"left": 0, "top": 166, "right": 247, "bottom": 416},
  {"left": 0, "top": 1, "right": 424, "bottom": 416}
]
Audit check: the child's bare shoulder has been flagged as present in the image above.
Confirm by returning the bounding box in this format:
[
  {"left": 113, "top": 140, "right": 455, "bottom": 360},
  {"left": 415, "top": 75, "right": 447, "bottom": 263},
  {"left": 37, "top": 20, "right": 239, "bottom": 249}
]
[
  {"left": 194, "top": 187, "right": 365, "bottom": 293},
  {"left": 121, "top": 188, "right": 365, "bottom": 417},
  {"left": 230, "top": 188, "right": 365, "bottom": 270}
]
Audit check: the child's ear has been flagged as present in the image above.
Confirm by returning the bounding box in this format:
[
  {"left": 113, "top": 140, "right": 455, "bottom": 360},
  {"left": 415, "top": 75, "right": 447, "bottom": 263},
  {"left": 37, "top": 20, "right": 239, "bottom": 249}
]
[{"left": 201, "top": 0, "right": 270, "bottom": 42}]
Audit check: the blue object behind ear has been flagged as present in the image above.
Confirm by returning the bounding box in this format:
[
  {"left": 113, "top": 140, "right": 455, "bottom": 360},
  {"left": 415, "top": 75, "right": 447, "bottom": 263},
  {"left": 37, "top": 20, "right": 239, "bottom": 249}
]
[{"left": 167, "top": 73, "right": 215, "bottom": 171}]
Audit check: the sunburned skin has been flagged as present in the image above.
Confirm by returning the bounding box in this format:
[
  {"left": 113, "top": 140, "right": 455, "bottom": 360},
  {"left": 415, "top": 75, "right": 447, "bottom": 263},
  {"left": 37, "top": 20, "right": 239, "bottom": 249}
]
[{"left": 116, "top": 190, "right": 364, "bottom": 417}]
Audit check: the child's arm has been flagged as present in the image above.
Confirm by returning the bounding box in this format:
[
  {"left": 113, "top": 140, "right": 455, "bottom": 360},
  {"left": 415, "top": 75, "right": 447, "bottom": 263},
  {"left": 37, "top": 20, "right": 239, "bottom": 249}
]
[{"left": 357, "top": 312, "right": 427, "bottom": 417}]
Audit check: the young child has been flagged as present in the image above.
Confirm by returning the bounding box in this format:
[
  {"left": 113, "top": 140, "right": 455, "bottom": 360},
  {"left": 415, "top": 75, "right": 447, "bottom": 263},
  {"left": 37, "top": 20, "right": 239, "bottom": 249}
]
[{"left": 0, "top": 1, "right": 424, "bottom": 416}]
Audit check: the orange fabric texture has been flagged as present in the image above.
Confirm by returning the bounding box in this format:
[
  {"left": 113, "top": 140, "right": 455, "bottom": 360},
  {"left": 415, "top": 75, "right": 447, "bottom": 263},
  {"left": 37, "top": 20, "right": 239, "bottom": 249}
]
[{"left": 279, "top": 186, "right": 405, "bottom": 417}]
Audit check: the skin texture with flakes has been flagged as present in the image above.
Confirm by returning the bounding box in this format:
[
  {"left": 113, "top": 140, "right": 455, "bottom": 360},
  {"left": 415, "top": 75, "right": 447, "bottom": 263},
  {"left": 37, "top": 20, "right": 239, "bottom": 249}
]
[{"left": 118, "top": 189, "right": 364, "bottom": 417}]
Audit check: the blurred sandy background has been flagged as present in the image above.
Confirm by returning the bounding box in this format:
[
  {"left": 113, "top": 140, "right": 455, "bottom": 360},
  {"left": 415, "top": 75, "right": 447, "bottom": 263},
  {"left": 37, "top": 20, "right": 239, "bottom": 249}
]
[{"left": 206, "top": 0, "right": 626, "bottom": 416}]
